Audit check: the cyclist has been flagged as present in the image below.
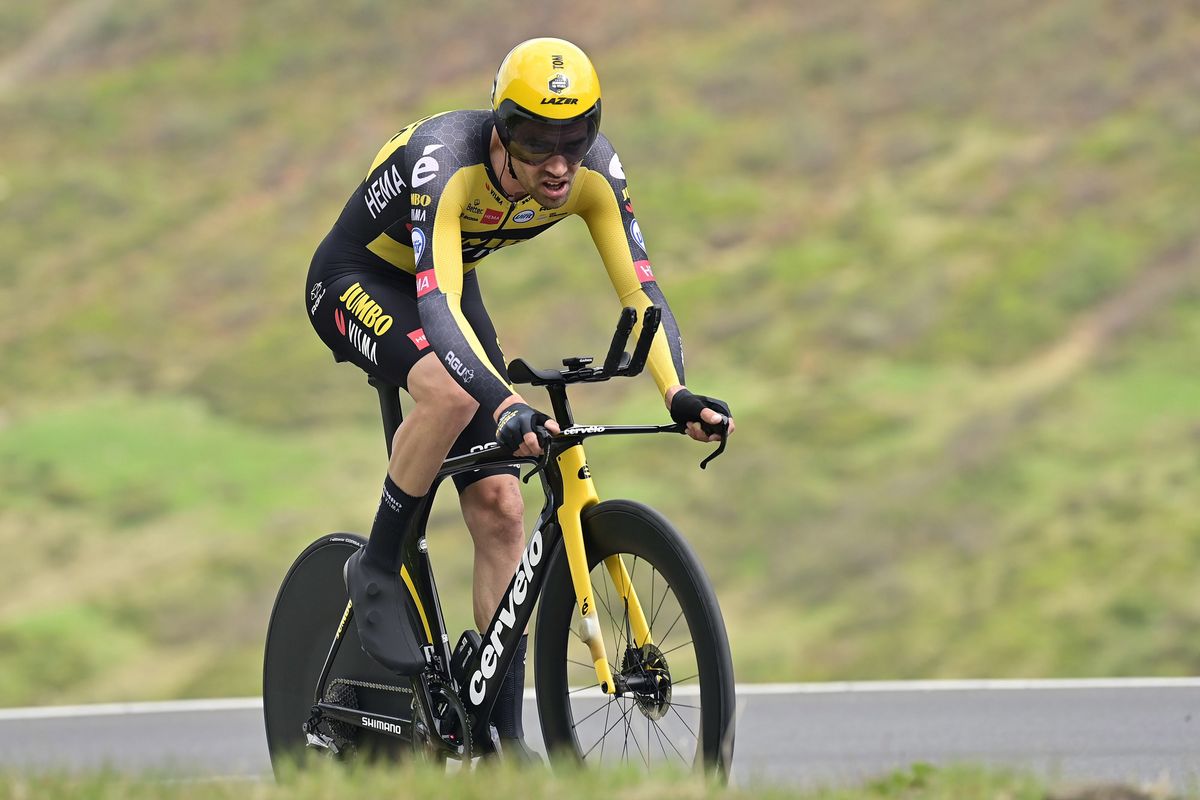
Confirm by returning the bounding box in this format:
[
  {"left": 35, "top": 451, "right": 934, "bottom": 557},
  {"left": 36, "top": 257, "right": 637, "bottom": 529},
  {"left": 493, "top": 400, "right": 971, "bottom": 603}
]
[{"left": 305, "top": 37, "right": 734, "bottom": 761}]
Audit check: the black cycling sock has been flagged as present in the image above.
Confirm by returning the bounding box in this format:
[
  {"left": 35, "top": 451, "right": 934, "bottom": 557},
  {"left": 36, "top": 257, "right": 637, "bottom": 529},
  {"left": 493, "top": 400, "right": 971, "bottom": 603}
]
[
  {"left": 364, "top": 474, "right": 421, "bottom": 571},
  {"left": 492, "top": 633, "right": 528, "bottom": 739}
]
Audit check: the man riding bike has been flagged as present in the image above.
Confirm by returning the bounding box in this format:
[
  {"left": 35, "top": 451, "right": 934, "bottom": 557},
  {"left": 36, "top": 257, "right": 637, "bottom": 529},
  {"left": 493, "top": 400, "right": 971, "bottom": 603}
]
[{"left": 304, "top": 37, "right": 734, "bottom": 761}]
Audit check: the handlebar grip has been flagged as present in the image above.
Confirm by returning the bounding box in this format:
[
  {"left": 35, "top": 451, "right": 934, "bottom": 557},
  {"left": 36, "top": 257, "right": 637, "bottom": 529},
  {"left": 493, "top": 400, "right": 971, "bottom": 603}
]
[{"left": 603, "top": 307, "right": 637, "bottom": 375}]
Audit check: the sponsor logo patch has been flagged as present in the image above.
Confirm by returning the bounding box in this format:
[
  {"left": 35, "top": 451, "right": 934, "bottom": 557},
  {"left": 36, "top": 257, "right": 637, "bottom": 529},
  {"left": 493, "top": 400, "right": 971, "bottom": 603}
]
[
  {"left": 512, "top": 209, "right": 535, "bottom": 224},
  {"left": 407, "top": 328, "right": 430, "bottom": 350},
  {"left": 609, "top": 153, "right": 624, "bottom": 180},
  {"left": 337, "top": 282, "right": 393, "bottom": 335},
  {"left": 481, "top": 208, "right": 504, "bottom": 225},
  {"left": 634, "top": 260, "right": 655, "bottom": 283},
  {"left": 469, "top": 529, "right": 544, "bottom": 706},
  {"left": 549, "top": 73, "right": 570, "bottom": 94},
  {"left": 415, "top": 270, "right": 437, "bottom": 298},
  {"left": 309, "top": 282, "right": 325, "bottom": 316},
  {"left": 364, "top": 164, "right": 406, "bottom": 219},
  {"left": 411, "top": 228, "right": 426, "bottom": 264},
  {"left": 334, "top": 308, "right": 346, "bottom": 336},
  {"left": 411, "top": 143, "right": 443, "bottom": 188},
  {"left": 444, "top": 350, "right": 475, "bottom": 383},
  {"left": 347, "top": 319, "right": 379, "bottom": 364},
  {"left": 630, "top": 219, "right": 646, "bottom": 253}
]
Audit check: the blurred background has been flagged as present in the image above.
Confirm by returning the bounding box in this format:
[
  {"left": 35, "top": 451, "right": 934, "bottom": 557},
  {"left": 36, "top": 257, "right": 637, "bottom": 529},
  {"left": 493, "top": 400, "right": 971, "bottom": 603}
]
[{"left": 1, "top": 0, "right": 1198, "bottom": 707}]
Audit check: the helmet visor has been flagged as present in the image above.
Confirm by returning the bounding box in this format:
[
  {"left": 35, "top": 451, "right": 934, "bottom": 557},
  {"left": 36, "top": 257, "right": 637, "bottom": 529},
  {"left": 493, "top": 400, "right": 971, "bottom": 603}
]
[{"left": 497, "top": 100, "right": 600, "bottom": 165}]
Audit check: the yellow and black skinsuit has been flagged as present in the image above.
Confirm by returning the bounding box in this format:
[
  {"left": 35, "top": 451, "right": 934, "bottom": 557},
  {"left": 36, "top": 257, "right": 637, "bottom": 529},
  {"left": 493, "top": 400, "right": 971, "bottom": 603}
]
[{"left": 306, "top": 110, "right": 685, "bottom": 484}]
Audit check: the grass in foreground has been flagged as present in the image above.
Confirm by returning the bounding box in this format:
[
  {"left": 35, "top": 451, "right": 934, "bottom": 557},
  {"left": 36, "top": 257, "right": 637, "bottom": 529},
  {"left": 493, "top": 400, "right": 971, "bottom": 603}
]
[{"left": 0, "top": 761, "right": 1184, "bottom": 800}]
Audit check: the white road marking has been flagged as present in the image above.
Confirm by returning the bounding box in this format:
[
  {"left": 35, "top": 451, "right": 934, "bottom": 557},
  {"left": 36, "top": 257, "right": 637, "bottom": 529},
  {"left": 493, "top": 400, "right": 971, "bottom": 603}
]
[{"left": 3, "top": 678, "right": 1199, "bottom": 721}]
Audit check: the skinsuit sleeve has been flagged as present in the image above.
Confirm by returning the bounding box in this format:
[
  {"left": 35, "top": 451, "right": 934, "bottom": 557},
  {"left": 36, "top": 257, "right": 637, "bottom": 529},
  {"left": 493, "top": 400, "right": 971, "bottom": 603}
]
[{"left": 576, "top": 134, "right": 686, "bottom": 396}]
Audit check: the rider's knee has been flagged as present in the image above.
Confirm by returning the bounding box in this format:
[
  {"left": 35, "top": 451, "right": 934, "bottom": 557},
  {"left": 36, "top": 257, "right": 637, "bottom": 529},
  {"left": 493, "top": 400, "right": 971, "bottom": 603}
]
[
  {"left": 411, "top": 371, "right": 479, "bottom": 432},
  {"left": 465, "top": 479, "right": 525, "bottom": 545}
]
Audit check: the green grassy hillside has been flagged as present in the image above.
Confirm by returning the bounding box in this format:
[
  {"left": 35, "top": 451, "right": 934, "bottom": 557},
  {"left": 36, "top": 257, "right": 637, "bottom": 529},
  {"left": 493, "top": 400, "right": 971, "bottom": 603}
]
[{"left": 1, "top": 0, "right": 1198, "bottom": 705}]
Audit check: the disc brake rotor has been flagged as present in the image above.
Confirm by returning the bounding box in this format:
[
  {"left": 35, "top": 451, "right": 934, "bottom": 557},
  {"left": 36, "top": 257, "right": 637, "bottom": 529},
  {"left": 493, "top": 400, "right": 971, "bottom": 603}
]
[{"left": 621, "top": 643, "right": 673, "bottom": 721}]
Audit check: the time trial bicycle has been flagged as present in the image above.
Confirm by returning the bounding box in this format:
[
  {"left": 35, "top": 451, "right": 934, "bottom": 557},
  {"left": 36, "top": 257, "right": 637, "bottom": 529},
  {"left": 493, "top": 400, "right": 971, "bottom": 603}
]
[{"left": 262, "top": 306, "right": 736, "bottom": 776}]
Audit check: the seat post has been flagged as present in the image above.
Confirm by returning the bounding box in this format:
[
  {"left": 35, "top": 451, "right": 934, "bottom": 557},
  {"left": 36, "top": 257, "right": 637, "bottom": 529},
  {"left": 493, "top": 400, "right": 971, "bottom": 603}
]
[{"left": 368, "top": 376, "right": 404, "bottom": 458}]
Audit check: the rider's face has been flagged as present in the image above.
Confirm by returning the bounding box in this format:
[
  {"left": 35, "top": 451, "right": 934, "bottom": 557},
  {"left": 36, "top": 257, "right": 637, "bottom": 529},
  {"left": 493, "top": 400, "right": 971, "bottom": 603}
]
[{"left": 510, "top": 154, "right": 581, "bottom": 209}]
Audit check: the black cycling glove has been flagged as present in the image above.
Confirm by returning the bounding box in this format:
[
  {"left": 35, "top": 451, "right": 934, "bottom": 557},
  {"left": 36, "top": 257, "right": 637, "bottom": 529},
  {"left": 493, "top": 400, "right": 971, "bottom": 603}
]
[
  {"left": 670, "top": 389, "right": 732, "bottom": 434},
  {"left": 495, "top": 402, "right": 551, "bottom": 453}
]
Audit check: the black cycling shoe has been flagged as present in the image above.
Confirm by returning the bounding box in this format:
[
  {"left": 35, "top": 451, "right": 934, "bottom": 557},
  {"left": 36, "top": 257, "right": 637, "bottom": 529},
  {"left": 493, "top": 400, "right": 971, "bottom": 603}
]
[
  {"left": 498, "top": 736, "right": 544, "bottom": 766},
  {"left": 342, "top": 548, "right": 426, "bottom": 675}
]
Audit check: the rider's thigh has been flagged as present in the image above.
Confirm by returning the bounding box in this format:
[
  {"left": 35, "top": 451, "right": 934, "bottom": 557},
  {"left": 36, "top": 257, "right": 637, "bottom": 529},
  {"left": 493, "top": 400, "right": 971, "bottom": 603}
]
[{"left": 405, "top": 352, "right": 480, "bottom": 429}]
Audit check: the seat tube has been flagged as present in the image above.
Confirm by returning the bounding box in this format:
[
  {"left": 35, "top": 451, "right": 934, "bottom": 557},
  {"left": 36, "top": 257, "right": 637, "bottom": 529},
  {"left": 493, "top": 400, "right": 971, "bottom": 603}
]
[{"left": 555, "top": 443, "right": 616, "bottom": 693}]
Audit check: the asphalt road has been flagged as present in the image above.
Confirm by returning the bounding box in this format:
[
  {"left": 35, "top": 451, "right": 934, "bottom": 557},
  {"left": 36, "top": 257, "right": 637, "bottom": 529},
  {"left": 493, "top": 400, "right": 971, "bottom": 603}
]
[{"left": 2, "top": 680, "right": 1198, "bottom": 790}]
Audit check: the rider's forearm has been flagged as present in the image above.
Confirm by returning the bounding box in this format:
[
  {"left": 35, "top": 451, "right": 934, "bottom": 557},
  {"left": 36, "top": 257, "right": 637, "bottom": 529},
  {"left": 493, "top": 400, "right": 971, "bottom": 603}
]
[{"left": 418, "top": 288, "right": 515, "bottom": 416}]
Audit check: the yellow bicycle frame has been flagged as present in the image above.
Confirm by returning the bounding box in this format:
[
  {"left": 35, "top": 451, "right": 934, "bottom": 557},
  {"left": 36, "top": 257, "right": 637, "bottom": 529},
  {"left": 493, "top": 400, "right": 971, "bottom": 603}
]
[{"left": 556, "top": 443, "right": 654, "bottom": 694}]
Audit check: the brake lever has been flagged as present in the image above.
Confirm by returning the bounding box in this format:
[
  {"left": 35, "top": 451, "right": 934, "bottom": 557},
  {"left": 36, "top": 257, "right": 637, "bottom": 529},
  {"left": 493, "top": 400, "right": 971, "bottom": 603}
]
[
  {"left": 522, "top": 427, "right": 553, "bottom": 484},
  {"left": 698, "top": 418, "right": 729, "bottom": 470}
]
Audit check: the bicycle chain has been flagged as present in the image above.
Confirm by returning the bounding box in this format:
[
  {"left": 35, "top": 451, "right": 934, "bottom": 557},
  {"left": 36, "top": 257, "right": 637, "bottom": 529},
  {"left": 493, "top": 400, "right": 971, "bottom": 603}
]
[{"left": 329, "top": 676, "right": 414, "bottom": 695}]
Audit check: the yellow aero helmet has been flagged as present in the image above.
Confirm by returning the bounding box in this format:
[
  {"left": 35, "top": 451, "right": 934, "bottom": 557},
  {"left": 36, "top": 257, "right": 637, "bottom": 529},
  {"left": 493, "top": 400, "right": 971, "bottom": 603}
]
[{"left": 492, "top": 37, "right": 602, "bottom": 165}]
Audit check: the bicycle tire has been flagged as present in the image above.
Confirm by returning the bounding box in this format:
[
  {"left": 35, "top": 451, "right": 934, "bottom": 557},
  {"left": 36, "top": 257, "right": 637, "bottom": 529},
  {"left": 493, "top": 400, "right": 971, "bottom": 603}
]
[
  {"left": 534, "top": 500, "right": 736, "bottom": 777},
  {"left": 262, "top": 533, "right": 414, "bottom": 775}
]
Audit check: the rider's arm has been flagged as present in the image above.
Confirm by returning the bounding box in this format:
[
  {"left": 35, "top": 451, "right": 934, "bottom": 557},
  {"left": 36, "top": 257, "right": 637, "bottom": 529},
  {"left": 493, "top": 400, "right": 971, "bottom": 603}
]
[
  {"left": 576, "top": 136, "right": 687, "bottom": 402},
  {"left": 409, "top": 141, "right": 516, "bottom": 417}
]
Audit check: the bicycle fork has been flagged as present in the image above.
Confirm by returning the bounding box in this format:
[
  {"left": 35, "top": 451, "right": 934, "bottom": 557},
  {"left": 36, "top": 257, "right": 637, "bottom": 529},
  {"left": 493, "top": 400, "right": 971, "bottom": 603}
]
[{"left": 556, "top": 444, "right": 654, "bottom": 695}]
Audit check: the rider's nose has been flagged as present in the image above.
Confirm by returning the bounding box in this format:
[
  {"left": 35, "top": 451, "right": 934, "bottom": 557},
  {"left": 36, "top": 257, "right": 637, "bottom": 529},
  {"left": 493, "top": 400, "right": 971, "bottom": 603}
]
[{"left": 542, "top": 155, "right": 570, "bottom": 177}]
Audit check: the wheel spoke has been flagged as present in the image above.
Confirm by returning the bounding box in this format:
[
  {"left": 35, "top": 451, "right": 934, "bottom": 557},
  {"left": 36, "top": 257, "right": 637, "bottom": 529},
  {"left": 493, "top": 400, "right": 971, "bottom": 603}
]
[
  {"left": 649, "top": 568, "right": 667, "bottom": 632},
  {"left": 668, "top": 701, "right": 702, "bottom": 710},
  {"left": 569, "top": 682, "right": 602, "bottom": 695},
  {"left": 571, "top": 696, "right": 615, "bottom": 728},
  {"left": 650, "top": 568, "right": 658, "bottom": 635},
  {"left": 651, "top": 715, "right": 689, "bottom": 765},
  {"left": 585, "top": 705, "right": 633, "bottom": 762},
  {"left": 621, "top": 698, "right": 632, "bottom": 764},
  {"left": 660, "top": 639, "right": 694, "bottom": 657},
  {"left": 582, "top": 700, "right": 634, "bottom": 759},
  {"left": 622, "top": 596, "right": 632, "bottom": 653},
  {"left": 660, "top": 608, "right": 686, "bottom": 645},
  {"left": 597, "top": 572, "right": 621, "bottom": 657},
  {"left": 567, "top": 658, "right": 593, "bottom": 670},
  {"left": 671, "top": 673, "right": 699, "bottom": 686},
  {"left": 669, "top": 703, "right": 699, "bottom": 741},
  {"left": 630, "top": 704, "right": 649, "bottom": 768},
  {"left": 599, "top": 697, "right": 613, "bottom": 762}
]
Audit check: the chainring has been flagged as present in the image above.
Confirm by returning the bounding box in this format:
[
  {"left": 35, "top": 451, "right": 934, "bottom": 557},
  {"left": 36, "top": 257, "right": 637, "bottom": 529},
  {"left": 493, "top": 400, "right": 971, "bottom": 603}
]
[{"left": 413, "top": 674, "right": 473, "bottom": 762}]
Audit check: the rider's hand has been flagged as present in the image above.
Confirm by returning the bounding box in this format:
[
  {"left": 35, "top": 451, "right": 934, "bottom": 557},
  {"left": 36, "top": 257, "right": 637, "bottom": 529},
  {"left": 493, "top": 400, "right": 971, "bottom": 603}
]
[
  {"left": 494, "top": 396, "right": 560, "bottom": 456},
  {"left": 667, "top": 387, "right": 735, "bottom": 443}
]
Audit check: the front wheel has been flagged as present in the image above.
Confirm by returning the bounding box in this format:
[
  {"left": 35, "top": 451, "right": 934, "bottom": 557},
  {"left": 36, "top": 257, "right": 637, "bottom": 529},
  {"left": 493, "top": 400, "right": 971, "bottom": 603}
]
[{"left": 534, "top": 500, "right": 736, "bottom": 778}]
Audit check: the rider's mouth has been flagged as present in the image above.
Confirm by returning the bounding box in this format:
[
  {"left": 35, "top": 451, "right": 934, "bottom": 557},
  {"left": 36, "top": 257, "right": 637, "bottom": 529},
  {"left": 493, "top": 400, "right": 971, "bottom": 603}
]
[{"left": 542, "top": 178, "right": 568, "bottom": 199}]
